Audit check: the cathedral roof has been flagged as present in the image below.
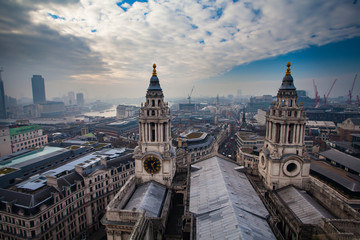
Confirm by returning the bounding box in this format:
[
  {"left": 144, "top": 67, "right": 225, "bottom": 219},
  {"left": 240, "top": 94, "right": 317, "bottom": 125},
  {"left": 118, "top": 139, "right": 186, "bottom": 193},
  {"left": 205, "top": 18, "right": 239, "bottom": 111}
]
[
  {"left": 123, "top": 181, "right": 167, "bottom": 217},
  {"left": 147, "top": 64, "right": 162, "bottom": 91},
  {"left": 190, "top": 156, "right": 276, "bottom": 239},
  {"left": 279, "top": 62, "right": 296, "bottom": 90}
]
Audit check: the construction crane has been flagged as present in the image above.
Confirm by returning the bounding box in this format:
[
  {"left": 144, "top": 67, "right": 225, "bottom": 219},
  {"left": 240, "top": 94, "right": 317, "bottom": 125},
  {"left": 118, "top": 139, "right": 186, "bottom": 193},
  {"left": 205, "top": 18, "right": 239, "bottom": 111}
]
[
  {"left": 323, "top": 79, "right": 337, "bottom": 107},
  {"left": 348, "top": 74, "right": 357, "bottom": 105},
  {"left": 313, "top": 79, "right": 320, "bottom": 108},
  {"left": 356, "top": 95, "right": 360, "bottom": 107},
  {"left": 187, "top": 86, "right": 194, "bottom": 104}
]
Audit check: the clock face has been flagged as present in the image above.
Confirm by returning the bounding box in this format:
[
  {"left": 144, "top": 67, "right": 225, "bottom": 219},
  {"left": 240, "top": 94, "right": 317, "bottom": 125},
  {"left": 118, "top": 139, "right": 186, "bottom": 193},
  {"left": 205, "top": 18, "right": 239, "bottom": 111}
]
[{"left": 144, "top": 156, "right": 161, "bottom": 174}]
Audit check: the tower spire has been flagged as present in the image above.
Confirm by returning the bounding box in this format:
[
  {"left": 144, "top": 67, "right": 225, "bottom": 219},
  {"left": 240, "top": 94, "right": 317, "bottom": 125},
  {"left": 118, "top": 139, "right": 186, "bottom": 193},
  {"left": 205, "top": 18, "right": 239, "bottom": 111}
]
[
  {"left": 147, "top": 63, "right": 162, "bottom": 92},
  {"left": 152, "top": 63, "right": 157, "bottom": 76},
  {"left": 280, "top": 62, "right": 295, "bottom": 90},
  {"left": 285, "top": 62, "right": 291, "bottom": 75}
]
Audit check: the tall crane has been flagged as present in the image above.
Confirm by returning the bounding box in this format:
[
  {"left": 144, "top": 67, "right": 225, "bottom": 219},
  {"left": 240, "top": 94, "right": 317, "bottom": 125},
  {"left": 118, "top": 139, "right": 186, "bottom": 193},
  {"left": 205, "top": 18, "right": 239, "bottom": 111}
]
[
  {"left": 313, "top": 79, "right": 320, "bottom": 108},
  {"left": 187, "top": 86, "right": 194, "bottom": 104},
  {"left": 323, "top": 79, "right": 337, "bottom": 107},
  {"left": 348, "top": 74, "right": 357, "bottom": 105},
  {"left": 356, "top": 95, "right": 360, "bottom": 107}
]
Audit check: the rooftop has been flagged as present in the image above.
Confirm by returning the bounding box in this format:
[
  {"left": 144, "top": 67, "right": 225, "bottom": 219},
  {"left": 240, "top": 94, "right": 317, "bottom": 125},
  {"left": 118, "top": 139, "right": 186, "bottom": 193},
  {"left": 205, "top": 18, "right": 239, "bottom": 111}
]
[
  {"left": 237, "top": 131, "right": 264, "bottom": 141},
  {"left": 123, "top": 181, "right": 167, "bottom": 218},
  {"left": 16, "top": 148, "right": 127, "bottom": 191},
  {"left": 320, "top": 149, "right": 360, "bottom": 173},
  {"left": 186, "top": 132, "right": 205, "bottom": 139},
  {"left": 9, "top": 125, "right": 41, "bottom": 136},
  {"left": 306, "top": 121, "right": 336, "bottom": 128},
  {"left": 311, "top": 160, "right": 360, "bottom": 192},
  {"left": 0, "top": 146, "right": 69, "bottom": 169},
  {"left": 276, "top": 185, "right": 333, "bottom": 224},
  {"left": 190, "top": 156, "right": 275, "bottom": 240}
]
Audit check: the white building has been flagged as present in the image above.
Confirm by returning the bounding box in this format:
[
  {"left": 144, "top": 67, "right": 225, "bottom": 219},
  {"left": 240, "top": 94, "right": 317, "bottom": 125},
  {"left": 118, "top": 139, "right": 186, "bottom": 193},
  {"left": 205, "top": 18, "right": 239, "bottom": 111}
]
[{"left": 9, "top": 125, "right": 48, "bottom": 153}]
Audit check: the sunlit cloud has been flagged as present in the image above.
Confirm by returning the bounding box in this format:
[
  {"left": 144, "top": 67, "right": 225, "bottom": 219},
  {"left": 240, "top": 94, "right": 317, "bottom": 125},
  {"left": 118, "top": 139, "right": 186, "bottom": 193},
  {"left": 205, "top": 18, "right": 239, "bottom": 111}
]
[{"left": 1, "top": 0, "right": 360, "bottom": 99}]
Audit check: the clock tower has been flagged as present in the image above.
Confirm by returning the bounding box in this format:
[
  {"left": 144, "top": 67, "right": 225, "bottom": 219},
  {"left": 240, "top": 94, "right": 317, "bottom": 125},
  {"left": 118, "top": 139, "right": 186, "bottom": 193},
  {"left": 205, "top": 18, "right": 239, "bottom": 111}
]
[
  {"left": 134, "top": 64, "right": 176, "bottom": 187},
  {"left": 258, "top": 62, "right": 310, "bottom": 190}
]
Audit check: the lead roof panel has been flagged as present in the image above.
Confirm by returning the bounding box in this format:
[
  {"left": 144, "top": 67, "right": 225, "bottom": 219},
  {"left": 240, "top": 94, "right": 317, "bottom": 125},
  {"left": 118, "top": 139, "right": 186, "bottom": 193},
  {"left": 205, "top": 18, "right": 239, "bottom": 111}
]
[
  {"left": 190, "top": 156, "right": 276, "bottom": 240},
  {"left": 123, "top": 181, "right": 167, "bottom": 218}
]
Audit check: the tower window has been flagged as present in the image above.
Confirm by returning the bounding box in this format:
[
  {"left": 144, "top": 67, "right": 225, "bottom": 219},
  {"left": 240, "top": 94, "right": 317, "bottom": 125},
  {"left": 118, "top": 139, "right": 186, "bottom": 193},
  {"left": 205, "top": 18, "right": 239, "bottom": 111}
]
[
  {"left": 151, "top": 123, "right": 155, "bottom": 141},
  {"left": 152, "top": 110, "right": 155, "bottom": 116},
  {"left": 158, "top": 100, "right": 161, "bottom": 106},
  {"left": 288, "top": 124, "right": 294, "bottom": 143},
  {"left": 289, "top": 100, "right": 293, "bottom": 107},
  {"left": 286, "top": 163, "right": 297, "bottom": 172},
  {"left": 152, "top": 100, "right": 155, "bottom": 106},
  {"left": 288, "top": 111, "right": 291, "bottom": 116}
]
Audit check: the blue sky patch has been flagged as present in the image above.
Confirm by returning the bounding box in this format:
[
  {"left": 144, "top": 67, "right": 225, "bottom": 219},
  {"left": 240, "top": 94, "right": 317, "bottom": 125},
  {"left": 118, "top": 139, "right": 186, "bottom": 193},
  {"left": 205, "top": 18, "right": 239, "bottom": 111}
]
[
  {"left": 117, "top": 0, "right": 148, "bottom": 7},
  {"left": 48, "top": 13, "right": 65, "bottom": 20},
  {"left": 191, "top": 24, "right": 198, "bottom": 29}
]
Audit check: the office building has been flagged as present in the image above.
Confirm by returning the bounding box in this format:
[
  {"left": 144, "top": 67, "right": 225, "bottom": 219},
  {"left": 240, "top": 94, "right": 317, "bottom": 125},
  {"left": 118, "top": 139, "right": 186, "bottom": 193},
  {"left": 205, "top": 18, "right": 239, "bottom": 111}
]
[
  {"left": 0, "top": 69, "right": 7, "bottom": 119},
  {"left": 9, "top": 125, "right": 48, "bottom": 153},
  {"left": 68, "top": 91, "right": 75, "bottom": 105},
  {"left": 31, "top": 75, "right": 46, "bottom": 104},
  {"left": 0, "top": 148, "right": 134, "bottom": 240},
  {"left": 76, "top": 93, "right": 84, "bottom": 106}
]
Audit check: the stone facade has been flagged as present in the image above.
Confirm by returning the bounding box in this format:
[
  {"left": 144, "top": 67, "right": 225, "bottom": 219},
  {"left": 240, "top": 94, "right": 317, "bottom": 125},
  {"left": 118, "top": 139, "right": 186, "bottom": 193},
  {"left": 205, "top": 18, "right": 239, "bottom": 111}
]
[
  {"left": 134, "top": 64, "right": 176, "bottom": 187},
  {"left": 258, "top": 62, "right": 310, "bottom": 190}
]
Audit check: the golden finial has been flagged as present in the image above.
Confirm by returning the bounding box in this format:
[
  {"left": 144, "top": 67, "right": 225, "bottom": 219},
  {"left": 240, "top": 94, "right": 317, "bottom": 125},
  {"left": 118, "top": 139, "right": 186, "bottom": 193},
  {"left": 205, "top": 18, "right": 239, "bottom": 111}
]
[
  {"left": 286, "top": 62, "right": 291, "bottom": 75},
  {"left": 152, "top": 63, "right": 157, "bottom": 76}
]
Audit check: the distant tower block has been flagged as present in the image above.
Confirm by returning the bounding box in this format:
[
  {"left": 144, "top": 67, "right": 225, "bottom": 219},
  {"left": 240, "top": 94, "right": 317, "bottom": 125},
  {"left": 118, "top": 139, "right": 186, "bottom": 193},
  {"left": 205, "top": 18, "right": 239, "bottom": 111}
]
[
  {"left": 68, "top": 91, "right": 75, "bottom": 105},
  {"left": 31, "top": 75, "right": 46, "bottom": 104},
  {"left": 258, "top": 62, "right": 310, "bottom": 190},
  {"left": 0, "top": 68, "right": 7, "bottom": 119},
  {"left": 76, "top": 93, "right": 84, "bottom": 106}
]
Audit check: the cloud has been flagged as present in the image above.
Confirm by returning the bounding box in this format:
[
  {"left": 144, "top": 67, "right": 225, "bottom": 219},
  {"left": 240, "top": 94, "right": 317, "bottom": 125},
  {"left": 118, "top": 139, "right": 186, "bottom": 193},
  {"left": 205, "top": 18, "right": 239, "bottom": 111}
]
[{"left": 1, "top": 0, "right": 360, "bottom": 99}]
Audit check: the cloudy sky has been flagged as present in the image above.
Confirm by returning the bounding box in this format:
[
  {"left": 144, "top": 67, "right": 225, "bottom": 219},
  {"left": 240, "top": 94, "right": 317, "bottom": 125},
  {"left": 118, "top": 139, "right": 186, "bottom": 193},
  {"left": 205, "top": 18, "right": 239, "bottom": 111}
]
[{"left": 0, "top": 0, "right": 360, "bottom": 102}]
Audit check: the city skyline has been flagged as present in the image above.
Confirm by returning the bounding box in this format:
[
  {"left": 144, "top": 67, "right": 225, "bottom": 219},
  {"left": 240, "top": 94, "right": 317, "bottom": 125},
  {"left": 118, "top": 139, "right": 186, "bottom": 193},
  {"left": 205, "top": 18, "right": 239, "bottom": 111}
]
[{"left": 0, "top": 0, "right": 360, "bottom": 101}]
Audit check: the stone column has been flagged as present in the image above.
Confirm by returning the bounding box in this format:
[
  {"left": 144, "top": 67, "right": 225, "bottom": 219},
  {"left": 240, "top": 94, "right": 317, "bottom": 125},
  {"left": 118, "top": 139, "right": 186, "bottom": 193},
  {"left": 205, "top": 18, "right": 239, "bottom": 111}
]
[
  {"left": 271, "top": 122, "right": 276, "bottom": 141},
  {"left": 300, "top": 124, "right": 304, "bottom": 144},
  {"left": 280, "top": 125, "right": 285, "bottom": 144},
  {"left": 292, "top": 125, "right": 296, "bottom": 144},
  {"left": 141, "top": 123, "right": 144, "bottom": 142},
  {"left": 160, "top": 123, "right": 163, "bottom": 142}
]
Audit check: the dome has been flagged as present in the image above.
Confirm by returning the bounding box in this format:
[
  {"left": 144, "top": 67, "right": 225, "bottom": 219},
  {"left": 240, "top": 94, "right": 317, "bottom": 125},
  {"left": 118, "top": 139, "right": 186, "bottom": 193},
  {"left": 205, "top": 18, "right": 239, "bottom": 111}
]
[
  {"left": 279, "top": 62, "right": 296, "bottom": 90},
  {"left": 147, "top": 64, "right": 162, "bottom": 91}
]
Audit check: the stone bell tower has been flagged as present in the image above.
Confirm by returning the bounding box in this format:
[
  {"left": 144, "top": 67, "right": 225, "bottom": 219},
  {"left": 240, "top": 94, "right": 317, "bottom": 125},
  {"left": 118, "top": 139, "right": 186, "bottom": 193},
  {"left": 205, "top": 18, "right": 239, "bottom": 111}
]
[
  {"left": 133, "top": 64, "right": 176, "bottom": 187},
  {"left": 258, "top": 62, "right": 310, "bottom": 190}
]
